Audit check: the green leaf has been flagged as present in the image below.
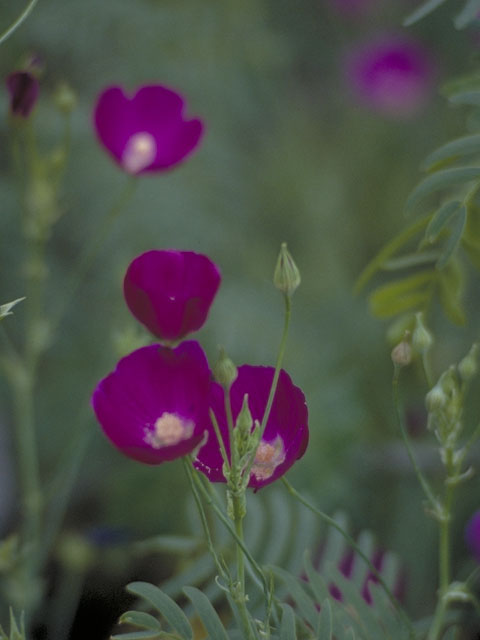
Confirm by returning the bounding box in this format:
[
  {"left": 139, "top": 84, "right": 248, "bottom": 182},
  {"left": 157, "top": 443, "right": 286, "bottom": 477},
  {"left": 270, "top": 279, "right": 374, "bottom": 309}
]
[
  {"left": 382, "top": 251, "right": 439, "bottom": 271},
  {"left": 422, "top": 135, "right": 480, "bottom": 171},
  {"left": 126, "top": 582, "right": 192, "bottom": 640},
  {"left": 449, "top": 91, "right": 480, "bottom": 106},
  {"left": 369, "top": 271, "right": 434, "bottom": 318},
  {"left": 403, "top": 0, "right": 448, "bottom": 25},
  {"left": 317, "top": 600, "right": 333, "bottom": 640},
  {"left": 354, "top": 215, "right": 430, "bottom": 293},
  {"left": 269, "top": 566, "right": 318, "bottom": 630},
  {"left": 438, "top": 260, "right": 466, "bottom": 325},
  {"left": 424, "top": 201, "right": 461, "bottom": 244},
  {"left": 405, "top": 168, "right": 480, "bottom": 213},
  {"left": 132, "top": 535, "right": 201, "bottom": 556},
  {"left": 436, "top": 205, "right": 466, "bottom": 269},
  {"left": 183, "top": 586, "right": 229, "bottom": 640},
  {"left": 455, "top": 0, "right": 480, "bottom": 28},
  {"left": 118, "top": 611, "right": 162, "bottom": 631},
  {"left": 0, "top": 298, "right": 25, "bottom": 321},
  {"left": 279, "top": 604, "right": 297, "bottom": 640}
]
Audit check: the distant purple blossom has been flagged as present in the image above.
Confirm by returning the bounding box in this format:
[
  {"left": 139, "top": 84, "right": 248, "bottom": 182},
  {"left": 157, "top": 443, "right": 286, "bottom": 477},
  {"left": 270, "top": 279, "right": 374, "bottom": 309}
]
[
  {"left": 194, "top": 366, "right": 309, "bottom": 490},
  {"left": 124, "top": 250, "right": 221, "bottom": 342},
  {"left": 344, "top": 34, "right": 434, "bottom": 118},
  {"left": 6, "top": 71, "right": 39, "bottom": 118},
  {"left": 91, "top": 341, "right": 211, "bottom": 464},
  {"left": 94, "top": 84, "right": 204, "bottom": 174},
  {"left": 465, "top": 511, "right": 480, "bottom": 562}
]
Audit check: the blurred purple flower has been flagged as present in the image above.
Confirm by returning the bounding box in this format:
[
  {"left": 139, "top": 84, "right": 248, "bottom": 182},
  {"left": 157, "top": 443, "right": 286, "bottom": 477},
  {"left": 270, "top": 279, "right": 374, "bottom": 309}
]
[
  {"left": 194, "top": 366, "right": 309, "bottom": 490},
  {"left": 344, "top": 34, "right": 434, "bottom": 118},
  {"left": 325, "top": 546, "right": 405, "bottom": 604},
  {"left": 124, "top": 250, "right": 221, "bottom": 343},
  {"left": 91, "top": 341, "right": 211, "bottom": 464},
  {"left": 465, "top": 511, "right": 480, "bottom": 562},
  {"left": 6, "top": 71, "right": 39, "bottom": 118},
  {"left": 94, "top": 84, "right": 204, "bottom": 174}
]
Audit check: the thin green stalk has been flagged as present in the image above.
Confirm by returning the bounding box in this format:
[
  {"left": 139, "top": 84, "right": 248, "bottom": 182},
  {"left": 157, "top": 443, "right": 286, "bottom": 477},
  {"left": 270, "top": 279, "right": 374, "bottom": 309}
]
[
  {"left": 0, "top": 0, "right": 39, "bottom": 46},
  {"left": 51, "top": 177, "right": 138, "bottom": 334},
  {"left": 182, "top": 458, "right": 228, "bottom": 581},
  {"left": 393, "top": 370, "right": 439, "bottom": 513},
  {"left": 281, "top": 477, "right": 416, "bottom": 638},
  {"left": 259, "top": 294, "right": 291, "bottom": 437},
  {"left": 209, "top": 408, "right": 229, "bottom": 472},
  {"left": 192, "top": 473, "right": 268, "bottom": 594}
]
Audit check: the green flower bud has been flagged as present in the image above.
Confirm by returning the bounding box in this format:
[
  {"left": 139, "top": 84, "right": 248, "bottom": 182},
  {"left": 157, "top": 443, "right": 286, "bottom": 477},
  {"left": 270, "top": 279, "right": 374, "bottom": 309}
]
[
  {"left": 391, "top": 334, "right": 412, "bottom": 367},
  {"left": 53, "top": 82, "right": 77, "bottom": 114},
  {"left": 234, "top": 394, "right": 253, "bottom": 458},
  {"left": 213, "top": 347, "right": 238, "bottom": 389},
  {"left": 426, "top": 384, "right": 447, "bottom": 413},
  {"left": 273, "top": 243, "right": 301, "bottom": 297},
  {"left": 459, "top": 343, "right": 479, "bottom": 382},
  {"left": 412, "top": 312, "right": 433, "bottom": 354}
]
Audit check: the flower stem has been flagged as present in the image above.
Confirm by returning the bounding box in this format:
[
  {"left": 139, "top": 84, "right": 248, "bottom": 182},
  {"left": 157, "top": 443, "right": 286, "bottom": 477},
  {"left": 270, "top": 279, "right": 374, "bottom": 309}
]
[
  {"left": 393, "top": 369, "right": 439, "bottom": 513},
  {"left": 281, "top": 477, "right": 416, "bottom": 637},
  {"left": 259, "top": 294, "right": 291, "bottom": 438},
  {"left": 0, "top": 0, "right": 39, "bottom": 46},
  {"left": 182, "top": 458, "right": 228, "bottom": 581},
  {"left": 52, "top": 176, "right": 138, "bottom": 333}
]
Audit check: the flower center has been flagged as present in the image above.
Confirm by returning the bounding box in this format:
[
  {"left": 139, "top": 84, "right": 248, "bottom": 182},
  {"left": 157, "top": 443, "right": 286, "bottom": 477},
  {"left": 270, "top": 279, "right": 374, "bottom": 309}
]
[
  {"left": 122, "top": 132, "right": 157, "bottom": 174},
  {"left": 250, "top": 436, "right": 286, "bottom": 481},
  {"left": 144, "top": 412, "right": 194, "bottom": 448}
]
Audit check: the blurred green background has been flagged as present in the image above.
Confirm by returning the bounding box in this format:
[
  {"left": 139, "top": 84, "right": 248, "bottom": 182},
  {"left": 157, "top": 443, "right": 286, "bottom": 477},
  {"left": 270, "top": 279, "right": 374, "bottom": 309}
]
[{"left": 2, "top": 0, "right": 480, "bottom": 635}]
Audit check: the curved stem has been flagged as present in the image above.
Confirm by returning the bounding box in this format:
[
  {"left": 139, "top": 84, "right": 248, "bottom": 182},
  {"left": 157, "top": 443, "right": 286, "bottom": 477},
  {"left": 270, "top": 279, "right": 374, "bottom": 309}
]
[
  {"left": 393, "top": 370, "right": 439, "bottom": 512},
  {"left": 0, "top": 0, "right": 39, "bottom": 46},
  {"left": 51, "top": 177, "right": 138, "bottom": 333},
  {"left": 281, "top": 478, "right": 416, "bottom": 637}
]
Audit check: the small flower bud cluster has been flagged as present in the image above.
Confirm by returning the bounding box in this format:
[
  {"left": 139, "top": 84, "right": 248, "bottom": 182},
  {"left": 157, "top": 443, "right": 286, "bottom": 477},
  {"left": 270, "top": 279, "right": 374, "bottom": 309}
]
[{"left": 425, "top": 343, "right": 479, "bottom": 484}]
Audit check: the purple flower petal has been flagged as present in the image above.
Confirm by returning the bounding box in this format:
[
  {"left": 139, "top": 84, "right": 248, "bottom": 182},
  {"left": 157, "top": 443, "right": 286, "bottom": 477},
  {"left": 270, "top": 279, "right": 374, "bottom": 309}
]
[
  {"left": 91, "top": 341, "right": 211, "bottom": 464},
  {"left": 194, "top": 365, "right": 309, "bottom": 490},
  {"left": 466, "top": 511, "right": 480, "bottom": 563},
  {"left": 344, "top": 34, "right": 434, "bottom": 119},
  {"left": 6, "top": 71, "right": 39, "bottom": 118},
  {"left": 124, "top": 250, "right": 221, "bottom": 342},
  {"left": 93, "top": 84, "right": 204, "bottom": 174}
]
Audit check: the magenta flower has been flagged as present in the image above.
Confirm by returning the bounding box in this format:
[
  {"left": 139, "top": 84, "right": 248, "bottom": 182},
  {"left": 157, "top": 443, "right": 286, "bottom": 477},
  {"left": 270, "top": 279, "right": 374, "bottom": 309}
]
[
  {"left": 91, "top": 341, "right": 211, "bottom": 464},
  {"left": 194, "top": 366, "right": 309, "bottom": 490},
  {"left": 344, "top": 34, "right": 434, "bottom": 118},
  {"left": 465, "top": 511, "right": 480, "bottom": 562},
  {"left": 94, "top": 84, "right": 204, "bottom": 174},
  {"left": 6, "top": 71, "right": 39, "bottom": 118},
  {"left": 124, "top": 250, "right": 221, "bottom": 343}
]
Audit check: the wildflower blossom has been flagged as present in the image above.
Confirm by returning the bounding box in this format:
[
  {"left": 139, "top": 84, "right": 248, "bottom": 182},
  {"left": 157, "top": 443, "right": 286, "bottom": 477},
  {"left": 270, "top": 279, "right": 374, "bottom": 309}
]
[
  {"left": 91, "top": 341, "right": 211, "bottom": 464},
  {"left": 465, "top": 511, "right": 480, "bottom": 563},
  {"left": 6, "top": 71, "right": 39, "bottom": 118},
  {"left": 194, "top": 366, "right": 309, "bottom": 490},
  {"left": 94, "top": 84, "right": 204, "bottom": 174},
  {"left": 123, "top": 250, "right": 221, "bottom": 342},
  {"left": 344, "top": 34, "right": 434, "bottom": 118}
]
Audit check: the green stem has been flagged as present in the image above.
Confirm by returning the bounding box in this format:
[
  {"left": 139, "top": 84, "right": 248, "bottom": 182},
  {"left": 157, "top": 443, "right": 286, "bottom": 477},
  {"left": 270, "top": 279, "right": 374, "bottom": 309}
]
[
  {"left": 182, "top": 458, "right": 228, "bottom": 581},
  {"left": 0, "top": 0, "right": 39, "bottom": 46},
  {"left": 393, "top": 370, "right": 439, "bottom": 513},
  {"left": 281, "top": 478, "right": 416, "bottom": 638},
  {"left": 259, "top": 294, "right": 291, "bottom": 438},
  {"left": 51, "top": 177, "right": 138, "bottom": 334}
]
